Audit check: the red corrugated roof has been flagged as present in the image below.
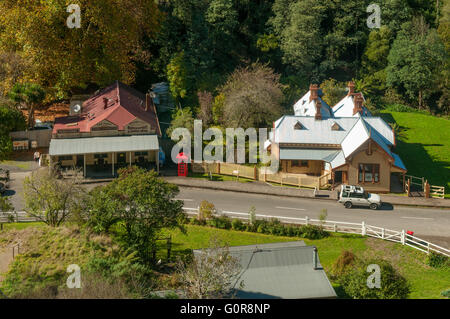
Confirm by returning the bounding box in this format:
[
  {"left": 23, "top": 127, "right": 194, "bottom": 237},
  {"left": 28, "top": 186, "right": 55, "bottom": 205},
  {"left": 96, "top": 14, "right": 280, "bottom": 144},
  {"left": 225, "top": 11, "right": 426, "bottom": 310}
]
[{"left": 53, "top": 81, "right": 161, "bottom": 136}]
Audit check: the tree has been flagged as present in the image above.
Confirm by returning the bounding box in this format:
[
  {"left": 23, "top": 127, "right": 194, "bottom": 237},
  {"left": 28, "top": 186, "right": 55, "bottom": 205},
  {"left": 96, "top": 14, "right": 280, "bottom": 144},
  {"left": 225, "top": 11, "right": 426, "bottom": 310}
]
[
  {"left": 320, "top": 78, "right": 347, "bottom": 106},
  {"left": 8, "top": 83, "right": 45, "bottom": 128},
  {"left": 0, "top": 105, "right": 26, "bottom": 161},
  {"left": 166, "top": 108, "right": 195, "bottom": 138},
  {"left": 0, "top": 0, "right": 162, "bottom": 98},
  {"left": 219, "top": 63, "right": 284, "bottom": 129},
  {"left": 270, "top": 0, "right": 326, "bottom": 81},
  {"left": 23, "top": 168, "right": 87, "bottom": 227},
  {"left": 0, "top": 195, "right": 13, "bottom": 214},
  {"left": 177, "top": 238, "right": 243, "bottom": 299},
  {"left": 386, "top": 17, "right": 447, "bottom": 109},
  {"left": 357, "top": 26, "right": 394, "bottom": 101},
  {"left": 87, "top": 167, "right": 185, "bottom": 264},
  {"left": 197, "top": 91, "right": 213, "bottom": 126},
  {"left": 338, "top": 258, "right": 410, "bottom": 299}
]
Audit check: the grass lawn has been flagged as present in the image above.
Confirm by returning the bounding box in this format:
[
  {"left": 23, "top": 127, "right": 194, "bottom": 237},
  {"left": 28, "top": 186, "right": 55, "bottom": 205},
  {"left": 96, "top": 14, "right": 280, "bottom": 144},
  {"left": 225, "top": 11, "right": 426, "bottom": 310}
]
[
  {"left": 189, "top": 172, "right": 255, "bottom": 183},
  {"left": 2, "top": 223, "right": 449, "bottom": 299},
  {"left": 0, "top": 160, "right": 32, "bottom": 171},
  {"left": 380, "top": 111, "right": 450, "bottom": 197}
]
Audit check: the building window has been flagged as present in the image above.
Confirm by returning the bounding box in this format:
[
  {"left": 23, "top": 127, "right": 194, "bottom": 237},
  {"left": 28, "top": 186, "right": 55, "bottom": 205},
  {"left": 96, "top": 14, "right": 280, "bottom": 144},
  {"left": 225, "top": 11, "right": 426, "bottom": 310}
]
[
  {"left": 292, "top": 160, "right": 309, "bottom": 167},
  {"left": 94, "top": 153, "right": 108, "bottom": 159},
  {"left": 58, "top": 155, "right": 73, "bottom": 161},
  {"left": 135, "top": 151, "right": 149, "bottom": 156},
  {"left": 358, "top": 164, "right": 380, "bottom": 183},
  {"left": 294, "top": 122, "right": 303, "bottom": 130}
]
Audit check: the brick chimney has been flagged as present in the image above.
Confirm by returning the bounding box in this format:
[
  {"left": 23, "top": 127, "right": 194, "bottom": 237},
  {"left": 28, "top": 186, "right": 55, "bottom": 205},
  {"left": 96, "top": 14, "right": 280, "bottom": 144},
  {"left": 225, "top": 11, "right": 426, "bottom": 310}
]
[
  {"left": 145, "top": 93, "right": 152, "bottom": 112},
  {"left": 103, "top": 97, "right": 108, "bottom": 109},
  {"left": 313, "top": 247, "right": 319, "bottom": 270},
  {"left": 309, "top": 84, "right": 319, "bottom": 102},
  {"left": 347, "top": 81, "right": 355, "bottom": 96},
  {"left": 353, "top": 94, "right": 363, "bottom": 115},
  {"left": 315, "top": 99, "right": 322, "bottom": 120}
]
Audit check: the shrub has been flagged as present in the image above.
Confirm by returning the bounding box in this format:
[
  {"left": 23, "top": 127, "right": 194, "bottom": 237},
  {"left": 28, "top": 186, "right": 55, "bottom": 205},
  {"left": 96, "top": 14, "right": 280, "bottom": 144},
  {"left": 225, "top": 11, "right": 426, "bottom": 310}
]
[
  {"left": 339, "top": 258, "right": 410, "bottom": 299},
  {"left": 298, "top": 225, "right": 329, "bottom": 240},
  {"left": 231, "top": 219, "right": 246, "bottom": 231},
  {"left": 441, "top": 289, "right": 450, "bottom": 298},
  {"left": 426, "top": 252, "right": 449, "bottom": 268},
  {"left": 331, "top": 250, "right": 357, "bottom": 278},
  {"left": 198, "top": 200, "right": 216, "bottom": 221},
  {"left": 207, "top": 216, "right": 232, "bottom": 230}
]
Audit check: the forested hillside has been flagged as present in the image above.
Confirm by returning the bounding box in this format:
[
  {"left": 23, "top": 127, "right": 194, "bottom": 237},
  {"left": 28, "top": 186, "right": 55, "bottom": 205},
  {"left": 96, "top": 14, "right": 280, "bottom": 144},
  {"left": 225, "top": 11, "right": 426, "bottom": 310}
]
[{"left": 0, "top": 0, "right": 448, "bottom": 124}]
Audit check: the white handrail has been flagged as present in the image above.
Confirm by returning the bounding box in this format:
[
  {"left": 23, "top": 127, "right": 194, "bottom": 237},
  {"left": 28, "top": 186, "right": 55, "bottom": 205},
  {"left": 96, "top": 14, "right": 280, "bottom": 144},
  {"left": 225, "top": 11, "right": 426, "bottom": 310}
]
[
  {"left": 181, "top": 208, "right": 450, "bottom": 257},
  {"left": 2, "top": 209, "right": 449, "bottom": 257}
]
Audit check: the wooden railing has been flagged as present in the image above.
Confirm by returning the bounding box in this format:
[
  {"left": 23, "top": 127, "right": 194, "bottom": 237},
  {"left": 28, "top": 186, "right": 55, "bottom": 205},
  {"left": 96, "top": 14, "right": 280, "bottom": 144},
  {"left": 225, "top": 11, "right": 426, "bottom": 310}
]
[
  {"left": 182, "top": 208, "right": 450, "bottom": 257},
  {"left": 191, "top": 161, "right": 323, "bottom": 189},
  {"left": 430, "top": 185, "right": 445, "bottom": 199}
]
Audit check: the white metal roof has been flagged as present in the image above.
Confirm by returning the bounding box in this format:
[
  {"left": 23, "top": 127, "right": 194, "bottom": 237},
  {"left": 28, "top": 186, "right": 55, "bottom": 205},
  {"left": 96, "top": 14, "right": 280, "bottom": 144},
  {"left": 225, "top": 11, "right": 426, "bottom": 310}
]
[
  {"left": 332, "top": 95, "right": 371, "bottom": 117},
  {"left": 293, "top": 91, "right": 333, "bottom": 118},
  {"left": 49, "top": 135, "right": 159, "bottom": 156}
]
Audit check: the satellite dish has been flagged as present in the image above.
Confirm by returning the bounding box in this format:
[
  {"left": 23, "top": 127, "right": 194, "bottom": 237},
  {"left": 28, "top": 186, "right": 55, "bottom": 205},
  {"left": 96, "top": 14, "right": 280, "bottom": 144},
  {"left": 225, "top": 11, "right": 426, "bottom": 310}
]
[{"left": 73, "top": 104, "right": 81, "bottom": 113}]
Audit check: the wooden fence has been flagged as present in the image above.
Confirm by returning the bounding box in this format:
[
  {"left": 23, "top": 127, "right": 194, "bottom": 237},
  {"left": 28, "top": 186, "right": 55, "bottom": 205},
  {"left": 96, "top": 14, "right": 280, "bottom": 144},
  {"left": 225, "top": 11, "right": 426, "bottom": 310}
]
[
  {"left": 405, "top": 174, "right": 445, "bottom": 199},
  {"left": 182, "top": 207, "right": 450, "bottom": 257},
  {"left": 191, "top": 161, "right": 329, "bottom": 189}
]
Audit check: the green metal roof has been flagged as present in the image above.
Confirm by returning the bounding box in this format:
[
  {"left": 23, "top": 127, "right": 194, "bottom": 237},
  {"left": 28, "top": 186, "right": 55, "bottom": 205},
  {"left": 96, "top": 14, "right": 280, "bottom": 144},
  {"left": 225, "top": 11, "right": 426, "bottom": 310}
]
[
  {"left": 194, "top": 241, "right": 336, "bottom": 299},
  {"left": 280, "top": 148, "right": 341, "bottom": 162},
  {"left": 49, "top": 135, "right": 159, "bottom": 156}
]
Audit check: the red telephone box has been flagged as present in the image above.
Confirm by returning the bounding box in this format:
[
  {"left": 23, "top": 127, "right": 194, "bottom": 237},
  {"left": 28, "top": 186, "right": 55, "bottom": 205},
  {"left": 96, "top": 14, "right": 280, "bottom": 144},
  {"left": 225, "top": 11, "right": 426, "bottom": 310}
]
[{"left": 176, "top": 152, "right": 189, "bottom": 177}]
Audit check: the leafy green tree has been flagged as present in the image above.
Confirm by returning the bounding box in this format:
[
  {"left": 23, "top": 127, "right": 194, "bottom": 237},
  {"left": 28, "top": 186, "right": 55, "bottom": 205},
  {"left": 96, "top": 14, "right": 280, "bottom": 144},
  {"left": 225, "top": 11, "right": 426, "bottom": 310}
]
[
  {"left": 87, "top": 167, "right": 185, "bottom": 264},
  {"left": 270, "top": 0, "right": 326, "bottom": 81},
  {"left": 23, "top": 168, "right": 87, "bottom": 227},
  {"left": 166, "top": 108, "right": 195, "bottom": 139},
  {"left": 0, "top": 0, "right": 162, "bottom": 98},
  {"left": 320, "top": 78, "right": 347, "bottom": 106},
  {"left": 357, "top": 26, "right": 394, "bottom": 101},
  {"left": 167, "top": 51, "right": 190, "bottom": 103},
  {"left": 0, "top": 195, "right": 13, "bottom": 213},
  {"left": 339, "top": 258, "right": 410, "bottom": 299},
  {"left": 219, "top": 63, "right": 284, "bottom": 128},
  {"left": 8, "top": 83, "right": 45, "bottom": 128},
  {"left": 0, "top": 105, "right": 26, "bottom": 160},
  {"left": 386, "top": 17, "right": 447, "bottom": 109}
]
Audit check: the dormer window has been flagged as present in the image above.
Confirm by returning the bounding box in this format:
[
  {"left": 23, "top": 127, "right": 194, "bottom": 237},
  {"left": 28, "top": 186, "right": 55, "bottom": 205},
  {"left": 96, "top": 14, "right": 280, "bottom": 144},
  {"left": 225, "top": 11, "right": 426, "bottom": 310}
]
[
  {"left": 303, "top": 108, "right": 308, "bottom": 113},
  {"left": 294, "top": 122, "right": 303, "bottom": 130},
  {"left": 331, "top": 122, "right": 341, "bottom": 131}
]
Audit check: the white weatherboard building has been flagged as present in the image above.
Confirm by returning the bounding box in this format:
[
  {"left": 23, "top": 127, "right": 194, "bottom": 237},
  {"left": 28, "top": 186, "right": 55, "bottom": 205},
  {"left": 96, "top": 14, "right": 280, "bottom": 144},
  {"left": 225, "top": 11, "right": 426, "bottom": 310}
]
[{"left": 267, "top": 83, "right": 406, "bottom": 193}]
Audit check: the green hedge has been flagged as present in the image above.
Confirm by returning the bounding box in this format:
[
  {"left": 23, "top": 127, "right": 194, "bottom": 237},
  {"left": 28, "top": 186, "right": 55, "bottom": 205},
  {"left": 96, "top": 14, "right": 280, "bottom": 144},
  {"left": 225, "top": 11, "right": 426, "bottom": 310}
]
[{"left": 188, "top": 216, "right": 329, "bottom": 240}]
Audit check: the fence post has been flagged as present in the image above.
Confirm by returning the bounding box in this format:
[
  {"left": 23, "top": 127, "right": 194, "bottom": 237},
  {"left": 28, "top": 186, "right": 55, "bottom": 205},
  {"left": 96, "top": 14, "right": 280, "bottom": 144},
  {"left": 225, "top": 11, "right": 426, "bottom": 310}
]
[
  {"left": 333, "top": 224, "right": 337, "bottom": 232},
  {"left": 167, "top": 236, "right": 172, "bottom": 261},
  {"left": 305, "top": 216, "right": 309, "bottom": 226},
  {"left": 401, "top": 230, "right": 405, "bottom": 245},
  {"left": 424, "top": 180, "right": 430, "bottom": 198},
  {"left": 381, "top": 228, "right": 385, "bottom": 239},
  {"left": 217, "top": 162, "right": 220, "bottom": 175},
  {"left": 361, "top": 221, "right": 366, "bottom": 236}
]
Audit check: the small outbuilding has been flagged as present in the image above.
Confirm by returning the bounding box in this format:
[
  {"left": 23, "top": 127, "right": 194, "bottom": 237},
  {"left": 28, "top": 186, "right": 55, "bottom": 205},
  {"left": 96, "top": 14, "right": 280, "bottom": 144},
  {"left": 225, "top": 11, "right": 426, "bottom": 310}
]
[{"left": 194, "top": 241, "right": 336, "bottom": 299}]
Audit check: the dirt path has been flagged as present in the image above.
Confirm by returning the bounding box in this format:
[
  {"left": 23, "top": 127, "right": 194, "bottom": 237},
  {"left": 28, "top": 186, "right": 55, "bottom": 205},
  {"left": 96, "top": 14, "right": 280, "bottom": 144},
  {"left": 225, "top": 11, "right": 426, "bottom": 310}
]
[{"left": 0, "top": 246, "right": 13, "bottom": 283}]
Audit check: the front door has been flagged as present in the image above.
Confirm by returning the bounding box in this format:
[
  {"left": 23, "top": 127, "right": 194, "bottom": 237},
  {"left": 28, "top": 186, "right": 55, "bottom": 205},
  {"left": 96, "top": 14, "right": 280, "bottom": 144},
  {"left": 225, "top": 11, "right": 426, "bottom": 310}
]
[
  {"left": 117, "top": 152, "right": 126, "bottom": 164},
  {"left": 76, "top": 155, "right": 83, "bottom": 168}
]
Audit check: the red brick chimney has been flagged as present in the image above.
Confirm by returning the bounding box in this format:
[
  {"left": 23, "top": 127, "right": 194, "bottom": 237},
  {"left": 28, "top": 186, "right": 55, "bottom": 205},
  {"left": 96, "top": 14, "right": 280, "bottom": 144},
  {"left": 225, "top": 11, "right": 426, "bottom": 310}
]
[
  {"left": 315, "top": 99, "right": 322, "bottom": 120},
  {"left": 347, "top": 81, "right": 355, "bottom": 96},
  {"left": 145, "top": 93, "right": 152, "bottom": 112},
  {"left": 103, "top": 97, "right": 108, "bottom": 109},
  {"left": 353, "top": 94, "right": 363, "bottom": 115},
  {"left": 309, "top": 84, "right": 319, "bottom": 102}
]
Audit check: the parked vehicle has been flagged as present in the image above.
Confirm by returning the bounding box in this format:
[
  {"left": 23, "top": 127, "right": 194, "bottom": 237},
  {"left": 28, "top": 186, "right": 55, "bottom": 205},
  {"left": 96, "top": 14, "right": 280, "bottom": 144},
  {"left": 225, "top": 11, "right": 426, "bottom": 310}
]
[{"left": 338, "top": 185, "right": 382, "bottom": 210}]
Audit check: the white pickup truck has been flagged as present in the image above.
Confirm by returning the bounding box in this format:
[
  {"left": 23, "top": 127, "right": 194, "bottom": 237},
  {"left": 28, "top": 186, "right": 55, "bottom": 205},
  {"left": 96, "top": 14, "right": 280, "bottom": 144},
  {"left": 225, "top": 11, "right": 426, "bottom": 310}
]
[{"left": 338, "top": 185, "right": 382, "bottom": 210}]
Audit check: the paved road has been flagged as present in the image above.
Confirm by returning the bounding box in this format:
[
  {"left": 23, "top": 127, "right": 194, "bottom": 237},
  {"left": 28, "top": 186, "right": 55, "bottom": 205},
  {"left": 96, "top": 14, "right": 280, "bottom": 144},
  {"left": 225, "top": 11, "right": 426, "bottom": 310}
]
[{"left": 176, "top": 187, "right": 450, "bottom": 245}]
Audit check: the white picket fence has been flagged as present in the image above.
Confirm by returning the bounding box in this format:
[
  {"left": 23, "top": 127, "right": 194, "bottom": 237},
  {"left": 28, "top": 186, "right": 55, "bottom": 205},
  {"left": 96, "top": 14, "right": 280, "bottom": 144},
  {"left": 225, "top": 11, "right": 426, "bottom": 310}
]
[
  {"left": 183, "top": 207, "right": 450, "bottom": 257},
  {"left": 2, "top": 209, "right": 449, "bottom": 257}
]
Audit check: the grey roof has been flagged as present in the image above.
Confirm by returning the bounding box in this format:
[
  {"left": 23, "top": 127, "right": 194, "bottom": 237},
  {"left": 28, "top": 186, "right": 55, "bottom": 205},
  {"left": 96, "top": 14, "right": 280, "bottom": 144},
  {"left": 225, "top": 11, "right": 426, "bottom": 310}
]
[
  {"left": 280, "top": 148, "right": 341, "bottom": 161},
  {"left": 195, "top": 241, "right": 336, "bottom": 299},
  {"left": 49, "top": 135, "right": 159, "bottom": 156}
]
